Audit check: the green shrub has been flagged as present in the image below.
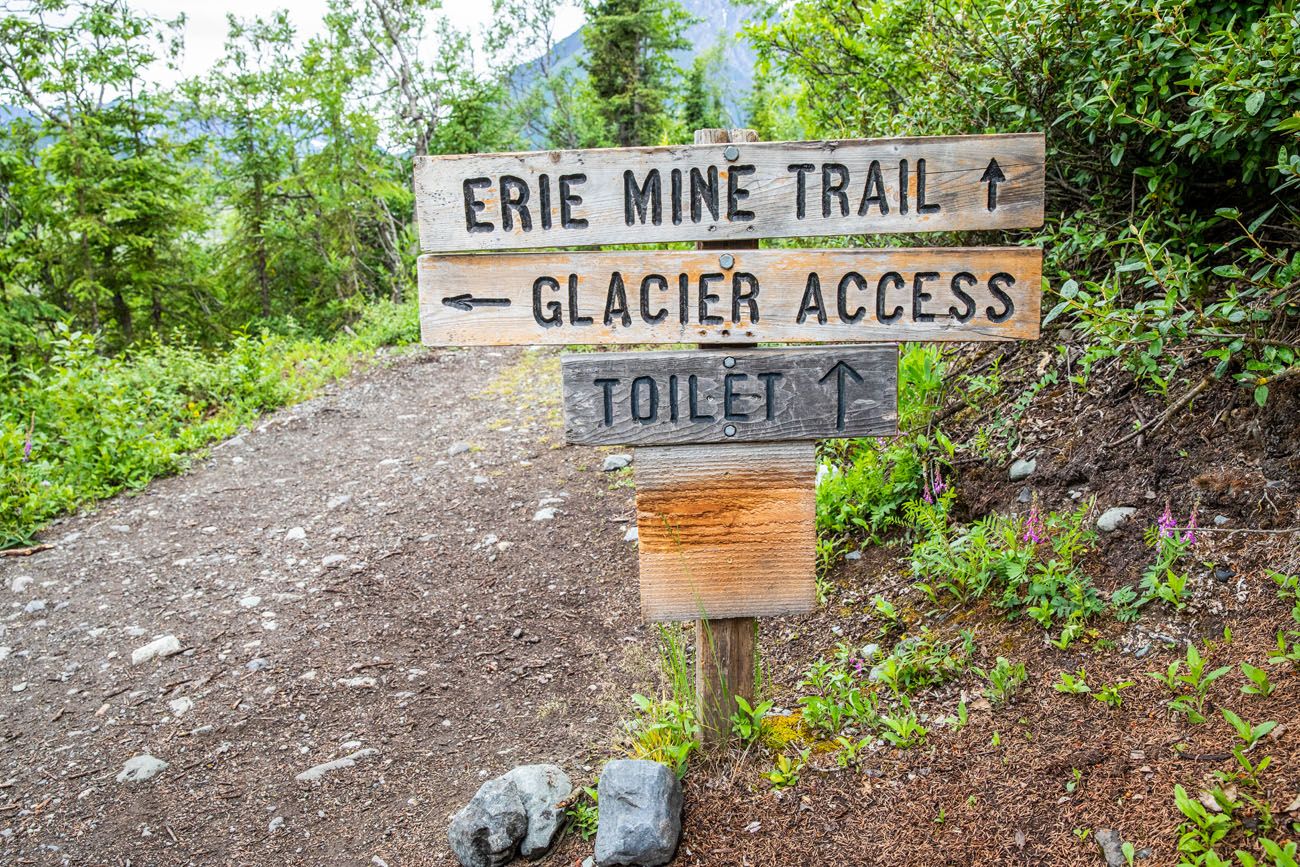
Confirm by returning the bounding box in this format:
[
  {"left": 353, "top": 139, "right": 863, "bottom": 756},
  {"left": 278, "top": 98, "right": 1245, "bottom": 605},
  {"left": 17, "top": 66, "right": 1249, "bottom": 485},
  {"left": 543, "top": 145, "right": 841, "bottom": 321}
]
[{"left": 1, "top": 299, "right": 416, "bottom": 547}]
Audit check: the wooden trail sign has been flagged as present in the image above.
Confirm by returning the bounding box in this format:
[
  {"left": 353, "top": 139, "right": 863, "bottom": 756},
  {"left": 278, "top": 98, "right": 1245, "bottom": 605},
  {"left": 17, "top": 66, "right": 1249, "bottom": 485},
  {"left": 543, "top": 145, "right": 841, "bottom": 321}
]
[
  {"left": 562, "top": 345, "right": 898, "bottom": 446},
  {"left": 413, "top": 133, "right": 1045, "bottom": 252},
  {"left": 418, "top": 247, "right": 1042, "bottom": 346}
]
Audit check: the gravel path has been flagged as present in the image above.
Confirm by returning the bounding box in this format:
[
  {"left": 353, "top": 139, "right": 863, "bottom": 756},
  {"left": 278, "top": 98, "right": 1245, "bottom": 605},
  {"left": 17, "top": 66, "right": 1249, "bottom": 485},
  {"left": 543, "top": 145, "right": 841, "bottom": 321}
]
[{"left": 0, "top": 347, "right": 646, "bottom": 866}]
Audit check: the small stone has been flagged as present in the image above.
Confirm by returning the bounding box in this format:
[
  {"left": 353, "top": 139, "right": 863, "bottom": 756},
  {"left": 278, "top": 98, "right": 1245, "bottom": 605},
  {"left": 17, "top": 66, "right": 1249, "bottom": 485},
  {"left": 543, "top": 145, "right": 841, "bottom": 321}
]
[
  {"left": 0, "top": 647, "right": 10, "bottom": 662},
  {"left": 533, "top": 508, "right": 557, "bottom": 522},
  {"left": 335, "top": 676, "right": 376, "bottom": 689},
  {"left": 239, "top": 595, "right": 262, "bottom": 608},
  {"left": 23, "top": 599, "right": 46, "bottom": 614},
  {"left": 1214, "top": 567, "right": 1235, "bottom": 583},
  {"left": 285, "top": 527, "right": 307, "bottom": 541},
  {"left": 1213, "top": 515, "right": 1230, "bottom": 527},
  {"left": 246, "top": 657, "right": 270, "bottom": 672},
  {"left": 503, "top": 764, "right": 572, "bottom": 859},
  {"left": 602, "top": 454, "right": 632, "bottom": 472},
  {"left": 168, "top": 697, "right": 193, "bottom": 716},
  {"left": 860, "top": 643, "right": 881, "bottom": 660},
  {"left": 295, "top": 747, "right": 379, "bottom": 783},
  {"left": 595, "top": 759, "right": 682, "bottom": 867},
  {"left": 845, "top": 550, "right": 862, "bottom": 561},
  {"left": 11, "top": 681, "right": 27, "bottom": 692},
  {"left": 1094, "top": 829, "right": 1127, "bottom": 867},
  {"left": 511, "top": 628, "right": 524, "bottom": 640},
  {"left": 327, "top": 494, "right": 352, "bottom": 510},
  {"left": 1096, "top": 507, "right": 1137, "bottom": 533},
  {"left": 1009, "top": 458, "right": 1037, "bottom": 482},
  {"left": 474, "top": 476, "right": 490, "bottom": 485},
  {"left": 9, "top": 576, "right": 33, "bottom": 594},
  {"left": 448, "top": 777, "right": 527, "bottom": 867},
  {"left": 117, "top": 754, "right": 169, "bottom": 783},
  {"left": 321, "top": 554, "right": 347, "bottom": 568},
  {"left": 448, "top": 442, "right": 471, "bottom": 457},
  {"left": 268, "top": 816, "right": 285, "bottom": 834},
  {"left": 624, "top": 526, "right": 639, "bottom": 543},
  {"left": 132, "top": 635, "right": 182, "bottom": 665},
  {"left": 1134, "top": 644, "right": 1152, "bottom": 659},
  {"left": 1018, "top": 487, "right": 1032, "bottom": 504}
]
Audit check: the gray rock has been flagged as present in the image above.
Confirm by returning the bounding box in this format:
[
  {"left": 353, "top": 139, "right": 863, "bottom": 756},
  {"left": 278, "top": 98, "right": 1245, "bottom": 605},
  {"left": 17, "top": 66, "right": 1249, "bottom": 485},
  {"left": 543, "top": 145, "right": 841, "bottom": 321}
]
[
  {"left": 1213, "top": 515, "right": 1230, "bottom": 527},
  {"left": 1018, "top": 487, "right": 1032, "bottom": 504},
  {"left": 23, "top": 599, "right": 46, "bottom": 614},
  {"left": 321, "top": 554, "right": 347, "bottom": 568},
  {"left": 860, "top": 643, "right": 881, "bottom": 661},
  {"left": 1214, "top": 566, "right": 1235, "bottom": 583},
  {"left": 845, "top": 550, "right": 862, "bottom": 561},
  {"left": 1094, "top": 828, "right": 1127, "bottom": 867},
  {"left": 533, "top": 508, "right": 557, "bottom": 522},
  {"left": 1096, "top": 507, "right": 1137, "bottom": 533},
  {"left": 448, "top": 442, "right": 471, "bottom": 457},
  {"left": 285, "top": 526, "right": 307, "bottom": 541},
  {"left": 602, "top": 454, "right": 632, "bottom": 472},
  {"left": 624, "top": 526, "right": 639, "bottom": 542},
  {"left": 117, "top": 754, "right": 168, "bottom": 783},
  {"left": 295, "top": 747, "right": 379, "bottom": 782},
  {"left": 449, "top": 777, "right": 527, "bottom": 867},
  {"left": 595, "top": 760, "right": 682, "bottom": 867},
  {"left": 245, "top": 657, "right": 269, "bottom": 672},
  {"left": 9, "top": 575, "right": 32, "bottom": 594},
  {"left": 268, "top": 816, "right": 285, "bottom": 834},
  {"left": 1009, "top": 458, "right": 1037, "bottom": 481},
  {"left": 504, "top": 764, "right": 572, "bottom": 859}
]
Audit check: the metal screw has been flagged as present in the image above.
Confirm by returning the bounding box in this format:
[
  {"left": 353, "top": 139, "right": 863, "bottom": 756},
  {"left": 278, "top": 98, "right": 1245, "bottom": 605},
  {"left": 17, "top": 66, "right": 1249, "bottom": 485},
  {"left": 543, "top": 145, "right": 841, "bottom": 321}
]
[
  {"left": 723, "top": 356, "right": 736, "bottom": 369},
  {"left": 719, "top": 253, "right": 735, "bottom": 270},
  {"left": 723, "top": 145, "right": 739, "bottom": 162},
  {"left": 723, "top": 424, "right": 737, "bottom": 437}
]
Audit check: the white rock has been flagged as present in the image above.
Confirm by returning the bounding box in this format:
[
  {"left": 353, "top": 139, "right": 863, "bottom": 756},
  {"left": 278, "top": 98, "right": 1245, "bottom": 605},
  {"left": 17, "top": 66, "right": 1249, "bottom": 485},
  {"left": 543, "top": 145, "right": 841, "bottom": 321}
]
[
  {"left": 117, "top": 754, "right": 168, "bottom": 783},
  {"left": 533, "top": 508, "right": 557, "bottom": 522},
  {"left": 131, "top": 635, "right": 182, "bottom": 666},
  {"left": 327, "top": 494, "right": 352, "bottom": 510},
  {"left": 1096, "top": 507, "right": 1138, "bottom": 533},
  {"left": 335, "top": 676, "right": 376, "bottom": 689},
  {"left": 23, "top": 599, "right": 46, "bottom": 614},
  {"left": 168, "top": 697, "right": 193, "bottom": 716},
  {"left": 0, "top": 647, "right": 10, "bottom": 662},
  {"left": 624, "top": 526, "right": 639, "bottom": 543},
  {"left": 447, "top": 442, "right": 471, "bottom": 456},
  {"left": 11, "top": 681, "right": 27, "bottom": 692},
  {"left": 285, "top": 527, "right": 306, "bottom": 541},
  {"left": 295, "top": 748, "right": 379, "bottom": 783},
  {"left": 9, "top": 576, "right": 33, "bottom": 594},
  {"left": 268, "top": 816, "right": 285, "bottom": 834},
  {"left": 239, "top": 596, "right": 262, "bottom": 609},
  {"left": 1009, "top": 458, "right": 1037, "bottom": 481},
  {"left": 321, "top": 554, "right": 347, "bottom": 568}
]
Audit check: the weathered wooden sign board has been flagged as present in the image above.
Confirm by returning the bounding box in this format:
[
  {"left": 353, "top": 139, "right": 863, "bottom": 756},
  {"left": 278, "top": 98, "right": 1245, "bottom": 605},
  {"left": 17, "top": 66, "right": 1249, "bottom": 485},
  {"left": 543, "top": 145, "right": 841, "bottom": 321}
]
[
  {"left": 635, "top": 442, "right": 816, "bottom": 621},
  {"left": 413, "top": 133, "right": 1044, "bottom": 252},
  {"left": 418, "top": 247, "right": 1042, "bottom": 345},
  {"left": 562, "top": 346, "right": 897, "bottom": 446}
]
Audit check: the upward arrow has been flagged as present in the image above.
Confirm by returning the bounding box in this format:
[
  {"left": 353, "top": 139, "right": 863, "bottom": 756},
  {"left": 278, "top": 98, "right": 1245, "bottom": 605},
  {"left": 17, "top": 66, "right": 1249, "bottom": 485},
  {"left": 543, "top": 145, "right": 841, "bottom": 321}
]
[
  {"left": 818, "top": 360, "right": 865, "bottom": 432},
  {"left": 980, "top": 158, "right": 1007, "bottom": 211}
]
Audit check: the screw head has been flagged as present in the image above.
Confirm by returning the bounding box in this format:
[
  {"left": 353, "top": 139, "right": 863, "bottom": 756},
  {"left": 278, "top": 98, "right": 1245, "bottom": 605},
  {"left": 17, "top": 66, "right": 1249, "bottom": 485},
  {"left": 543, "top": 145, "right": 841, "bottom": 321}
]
[
  {"left": 723, "top": 356, "right": 736, "bottom": 369},
  {"left": 723, "top": 424, "right": 737, "bottom": 437},
  {"left": 719, "top": 253, "right": 735, "bottom": 270},
  {"left": 723, "top": 145, "right": 740, "bottom": 161}
]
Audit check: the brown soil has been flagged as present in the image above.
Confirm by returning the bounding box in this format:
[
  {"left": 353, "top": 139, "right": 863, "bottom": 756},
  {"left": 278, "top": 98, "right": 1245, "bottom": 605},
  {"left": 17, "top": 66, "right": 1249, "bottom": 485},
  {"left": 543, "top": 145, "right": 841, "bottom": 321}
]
[{"left": 2, "top": 342, "right": 1297, "bottom": 867}]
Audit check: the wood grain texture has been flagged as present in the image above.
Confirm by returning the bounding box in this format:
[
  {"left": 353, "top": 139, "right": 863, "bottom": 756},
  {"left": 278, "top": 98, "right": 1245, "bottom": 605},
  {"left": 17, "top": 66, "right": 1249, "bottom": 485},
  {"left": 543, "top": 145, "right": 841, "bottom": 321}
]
[
  {"left": 634, "top": 442, "right": 815, "bottom": 621},
  {"left": 418, "top": 246, "right": 1042, "bottom": 346},
  {"left": 562, "top": 345, "right": 898, "bottom": 446},
  {"left": 697, "top": 617, "right": 755, "bottom": 746},
  {"left": 414, "top": 133, "right": 1045, "bottom": 252}
]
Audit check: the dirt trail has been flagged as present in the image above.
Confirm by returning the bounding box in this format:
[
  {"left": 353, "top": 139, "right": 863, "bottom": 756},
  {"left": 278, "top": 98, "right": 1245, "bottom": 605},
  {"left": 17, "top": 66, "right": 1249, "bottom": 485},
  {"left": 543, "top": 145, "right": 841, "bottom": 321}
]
[{"left": 0, "top": 347, "right": 646, "bottom": 866}]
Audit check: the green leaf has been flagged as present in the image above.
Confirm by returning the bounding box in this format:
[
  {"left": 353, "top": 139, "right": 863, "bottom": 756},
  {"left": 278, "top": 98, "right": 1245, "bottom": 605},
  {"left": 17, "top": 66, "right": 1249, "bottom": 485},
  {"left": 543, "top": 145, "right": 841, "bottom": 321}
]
[
  {"left": 1255, "top": 385, "right": 1269, "bottom": 407},
  {"left": 1245, "top": 91, "right": 1265, "bottom": 116}
]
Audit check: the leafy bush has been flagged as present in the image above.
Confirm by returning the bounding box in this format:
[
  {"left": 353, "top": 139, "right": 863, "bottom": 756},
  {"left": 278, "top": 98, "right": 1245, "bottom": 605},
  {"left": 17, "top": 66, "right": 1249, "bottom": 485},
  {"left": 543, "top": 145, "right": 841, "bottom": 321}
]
[
  {"left": 0, "top": 300, "right": 416, "bottom": 547},
  {"left": 750, "top": 0, "right": 1300, "bottom": 403}
]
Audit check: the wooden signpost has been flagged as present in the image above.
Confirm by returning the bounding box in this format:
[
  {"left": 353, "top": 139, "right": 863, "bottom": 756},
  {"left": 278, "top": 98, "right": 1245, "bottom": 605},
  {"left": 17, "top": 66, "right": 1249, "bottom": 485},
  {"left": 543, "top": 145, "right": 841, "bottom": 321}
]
[{"left": 413, "top": 128, "right": 1046, "bottom": 745}]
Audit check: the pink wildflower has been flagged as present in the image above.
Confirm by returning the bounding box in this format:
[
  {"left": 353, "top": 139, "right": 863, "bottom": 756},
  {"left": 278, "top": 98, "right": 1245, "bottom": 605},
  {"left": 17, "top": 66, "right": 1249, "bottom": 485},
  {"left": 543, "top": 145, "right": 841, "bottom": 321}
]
[
  {"left": 1157, "top": 504, "right": 1178, "bottom": 539},
  {"left": 1023, "top": 505, "right": 1045, "bottom": 545},
  {"left": 1182, "top": 509, "right": 1198, "bottom": 546},
  {"left": 851, "top": 657, "right": 867, "bottom": 676},
  {"left": 932, "top": 467, "right": 948, "bottom": 496}
]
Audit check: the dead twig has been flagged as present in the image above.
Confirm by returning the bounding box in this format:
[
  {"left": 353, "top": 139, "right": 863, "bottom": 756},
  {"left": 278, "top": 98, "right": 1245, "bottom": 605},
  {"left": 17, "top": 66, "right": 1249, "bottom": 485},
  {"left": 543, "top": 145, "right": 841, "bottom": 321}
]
[
  {"left": 1107, "top": 375, "right": 1213, "bottom": 449},
  {"left": 0, "top": 544, "right": 53, "bottom": 557}
]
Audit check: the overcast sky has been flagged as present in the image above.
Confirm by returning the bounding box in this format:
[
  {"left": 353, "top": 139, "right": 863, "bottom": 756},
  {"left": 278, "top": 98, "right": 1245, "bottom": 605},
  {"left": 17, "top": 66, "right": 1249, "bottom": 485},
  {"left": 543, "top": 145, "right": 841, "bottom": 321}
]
[{"left": 134, "top": 0, "right": 585, "bottom": 83}]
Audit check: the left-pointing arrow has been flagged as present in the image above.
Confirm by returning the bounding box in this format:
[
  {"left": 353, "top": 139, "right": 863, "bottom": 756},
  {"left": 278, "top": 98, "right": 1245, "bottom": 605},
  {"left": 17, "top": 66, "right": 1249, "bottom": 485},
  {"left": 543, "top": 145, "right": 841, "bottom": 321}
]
[{"left": 441, "top": 293, "right": 512, "bottom": 312}]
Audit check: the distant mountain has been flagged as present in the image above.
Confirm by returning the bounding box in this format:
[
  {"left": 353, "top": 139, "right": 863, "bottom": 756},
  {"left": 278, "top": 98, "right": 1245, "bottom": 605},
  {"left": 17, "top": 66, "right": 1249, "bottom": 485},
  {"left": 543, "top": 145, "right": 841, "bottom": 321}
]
[{"left": 513, "top": 0, "right": 762, "bottom": 141}]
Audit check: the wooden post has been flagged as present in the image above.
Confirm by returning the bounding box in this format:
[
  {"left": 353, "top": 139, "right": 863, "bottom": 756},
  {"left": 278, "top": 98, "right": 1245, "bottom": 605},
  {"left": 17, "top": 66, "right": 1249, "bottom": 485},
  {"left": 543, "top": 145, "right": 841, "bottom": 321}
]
[{"left": 694, "top": 127, "right": 759, "bottom": 748}]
